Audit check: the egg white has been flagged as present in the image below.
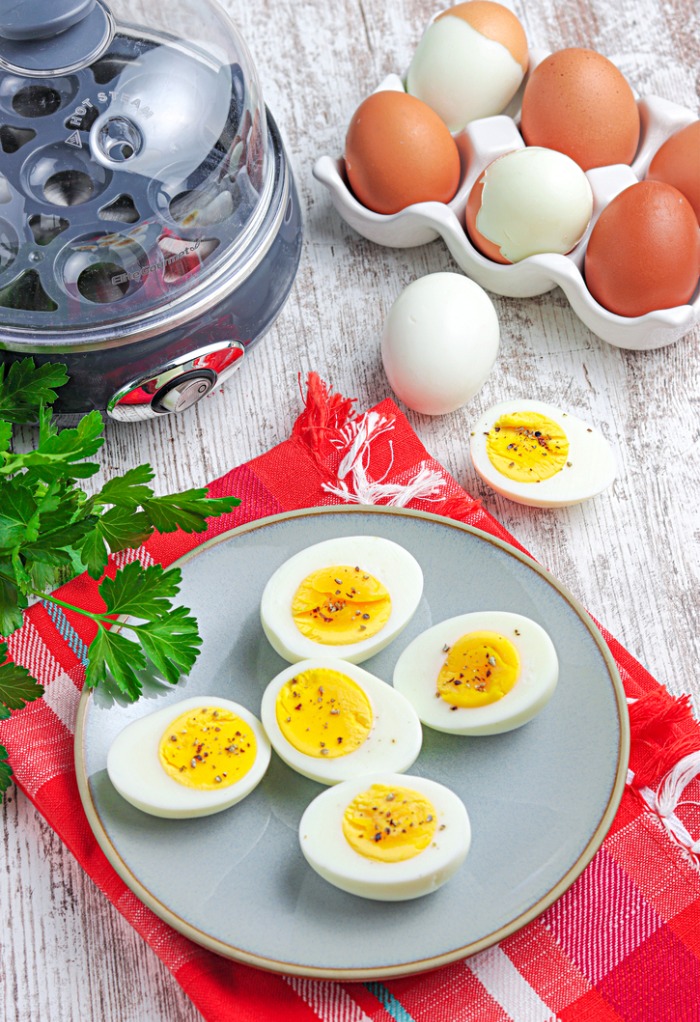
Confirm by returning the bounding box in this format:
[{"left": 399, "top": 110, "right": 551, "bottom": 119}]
[
  {"left": 469, "top": 399, "right": 617, "bottom": 508},
  {"left": 299, "top": 772, "right": 471, "bottom": 901},
  {"left": 260, "top": 535, "right": 423, "bottom": 664},
  {"left": 107, "top": 696, "right": 271, "bottom": 819},
  {"left": 392, "top": 611, "right": 559, "bottom": 735},
  {"left": 260, "top": 658, "right": 423, "bottom": 784}
]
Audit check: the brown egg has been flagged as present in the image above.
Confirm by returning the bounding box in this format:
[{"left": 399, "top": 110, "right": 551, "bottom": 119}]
[
  {"left": 647, "top": 121, "right": 700, "bottom": 224},
  {"left": 520, "top": 48, "right": 640, "bottom": 171},
  {"left": 584, "top": 180, "right": 700, "bottom": 316},
  {"left": 344, "top": 91, "right": 461, "bottom": 215}
]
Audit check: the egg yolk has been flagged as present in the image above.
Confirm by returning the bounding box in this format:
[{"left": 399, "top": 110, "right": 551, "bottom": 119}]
[
  {"left": 486, "top": 412, "right": 569, "bottom": 482},
  {"left": 291, "top": 564, "right": 391, "bottom": 645},
  {"left": 158, "top": 707, "right": 256, "bottom": 790},
  {"left": 275, "top": 667, "right": 373, "bottom": 759},
  {"left": 342, "top": 783, "right": 437, "bottom": 862},
  {"left": 437, "top": 631, "right": 520, "bottom": 707}
]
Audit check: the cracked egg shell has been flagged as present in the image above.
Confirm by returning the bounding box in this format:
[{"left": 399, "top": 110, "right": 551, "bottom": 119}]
[
  {"left": 406, "top": 1, "right": 528, "bottom": 132},
  {"left": 465, "top": 147, "right": 593, "bottom": 263}
]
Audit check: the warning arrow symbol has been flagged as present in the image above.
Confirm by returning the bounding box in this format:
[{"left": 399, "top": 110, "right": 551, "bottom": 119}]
[{"left": 65, "top": 130, "right": 82, "bottom": 148}]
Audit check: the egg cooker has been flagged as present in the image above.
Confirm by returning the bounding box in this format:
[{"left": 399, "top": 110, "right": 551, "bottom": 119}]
[
  {"left": 314, "top": 52, "right": 700, "bottom": 352},
  {"left": 0, "top": 0, "right": 302, "bottom": 418}
]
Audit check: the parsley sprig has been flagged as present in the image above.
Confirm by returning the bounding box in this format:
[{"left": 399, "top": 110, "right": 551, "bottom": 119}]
[{"left": 0, "top": 358, "right": 240, "bottom": 796}]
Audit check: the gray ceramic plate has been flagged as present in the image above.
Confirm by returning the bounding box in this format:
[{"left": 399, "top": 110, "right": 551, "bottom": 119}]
[{"left": 75, "top": 506, "right": 629, "bottom": 979}]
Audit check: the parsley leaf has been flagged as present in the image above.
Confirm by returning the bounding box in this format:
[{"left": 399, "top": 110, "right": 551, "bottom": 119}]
[
  {"left": 0, "top": 643, "right": 44, "bottom": 709},
  {"left": 138, "top": 605, "right": 202, "bottom": 684},
  {"left": 99, "top": 561, "right": 183, "bottom": 619},
  {"left": 141, "top": 488, "right": 240, "bottom": 533},
  {"left": 15, "top": 410, "right": 104, "bottom": 480},
  {"left": 0, "top": 358, "right": 240, "bottom": 798},
  {"left": 95, "top": 464, "right": 155, "bottom": 507},
  {"left": 0, "top": 745, "right": 12, "bottom": 795},
  {"left": 0, "top": 420, "right": 11, "bottom": 455},
  {"left": 0, "top": 567, "right": 25, "bottom": 636},
  {"left": 0, "top": 359, "right": 68, "bottom": 423},
  {"left": 87, "top": 563, "right": 201, "bottom": 694},
  {"left": 85, "top": 627, "right": 147, "bottom": 699}
]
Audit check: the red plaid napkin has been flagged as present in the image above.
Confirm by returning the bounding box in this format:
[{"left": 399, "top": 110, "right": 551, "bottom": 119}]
[{"left": 3, "top": 374, "right": 700, "bottom": 1022}]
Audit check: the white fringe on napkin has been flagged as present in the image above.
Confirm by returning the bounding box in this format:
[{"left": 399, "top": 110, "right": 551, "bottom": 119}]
[
  {"left": 632, "top": 750, "right": 700, "bottom": 865},
  {"left": 321, "top": 410, "right": 447, "bottom": 506}
]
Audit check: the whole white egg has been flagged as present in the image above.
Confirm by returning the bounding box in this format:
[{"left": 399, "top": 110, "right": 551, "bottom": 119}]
[
  {"left": 469, "top": 398, "right": 617, "bottom": 507},
  {"left": 393, "top": 611, "right": 558, "bottom": 735},
  {"left": 381, "top": 272, "right": 500, "bottom": 416},
  {"left": 260, "top": 658, "right": 423, "bottom": 784},
  {"left": 107, "top": 696, "right": 271, "bottom": 819},
  {"left": 299, "top": 771, "right": 471, "bottom": 900},
  {"left": 260, "top": 535, "right": 423, "bottom": 664}
]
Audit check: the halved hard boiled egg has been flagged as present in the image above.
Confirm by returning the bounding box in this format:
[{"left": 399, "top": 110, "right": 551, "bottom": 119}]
[
  {"left": 260, "top": 535, "right": 423, "bottom": 664},
  {"left": 299, "top": 772, "right": 471, "bottom": 900},
  {"left": 469, "top": 399, "right": 616, "bottom": 507},
  {"left": 260, "top": 658, "right": 423, "bottom": 784},
  {"left": 393, "top": 611, "right": 558, "bottom": 735},
  {"left": 107, "top": 696, "right": 271, "bottom": 818}
]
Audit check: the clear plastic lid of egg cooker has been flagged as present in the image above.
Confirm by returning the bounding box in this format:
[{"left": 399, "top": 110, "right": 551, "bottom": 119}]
[{"left": 0, "top": 0, "right": 272, "bottom": 341}]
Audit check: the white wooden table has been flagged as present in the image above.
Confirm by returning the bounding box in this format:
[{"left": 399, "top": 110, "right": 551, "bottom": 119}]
[{"left": 2, "top": 0, "right": 699, "bottom": 1019}]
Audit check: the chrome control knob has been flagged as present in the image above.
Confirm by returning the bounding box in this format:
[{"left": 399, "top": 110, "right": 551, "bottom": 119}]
[{"left": 107, "top": 340, "right": 245, "bottom": 421}]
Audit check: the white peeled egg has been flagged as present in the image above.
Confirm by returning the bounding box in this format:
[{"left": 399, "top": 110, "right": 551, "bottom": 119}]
[
  {"left": 470, "top": 399, "right": 617, "bottom": 507},
  {"left": 406, "top": 3, "right": 529, "bottom": 132},
  {"left": 466, "top": 148, "right": 594, "bottom": 263},
  {"left": 299, "top": 772, "right": 471, "bottom": 901},
  {"left": 381, "top": 272, "right": 500, "bottom": 416},
  {"left": 393, "top": 611, "right": 558, "bottom": 735},
  {"left": 260, "top": 658, "right": 423, "bottom": 784},
  {"left": 107, "top": 696, "right": 271, "bottom": 819},
  {"left": 260, "top": 535, "right": 423, "bottom": 664}
]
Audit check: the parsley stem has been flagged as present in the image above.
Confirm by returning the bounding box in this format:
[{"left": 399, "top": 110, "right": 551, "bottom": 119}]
[{"left": 28, "top": 589, "right": 149, "bottom": 635}]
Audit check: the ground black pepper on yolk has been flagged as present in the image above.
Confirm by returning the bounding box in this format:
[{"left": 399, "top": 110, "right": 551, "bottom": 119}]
[
  {"left": 291, "top": 564, "right": 392, "bottom": 644},
  {"left": 275, "top": 666, "right": 373, "bottom": 758},
  {"left": 342, "top": 783, "right": 438, "bottom": 862},
  {"left": 158, "top": 707, "right": 256, "bottom": 789},
  {"left": 485, "top": 411, "right": 569, "bottom": 482},
  {"left": 437, "top": 631, "right": 520, "bottom": 707}
]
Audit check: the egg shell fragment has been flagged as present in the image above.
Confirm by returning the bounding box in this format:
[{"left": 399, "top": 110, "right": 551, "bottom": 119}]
[
  {"left": 107, "top": 696, "right": 271, "bottom": 819},
  {"left": 299, "top": 772, "right": 472, "bottom": 901},
  {"left": 470, "top": 399, "right": 617, "bottom": 508},
  {"left": 381, "top": 272, "right": 500, "bottom": 415},
  {"left": 260, "top": 535, "right": 424, "bottom": 664},
  {"left": 260, "top": 658, "right": 423, "bottom": 784},
  {"left": 407, "top": 1, "right": 528, "bottom": 132},
  {"left": 393, "top": 612, "right": 559, "bottom": 735}
]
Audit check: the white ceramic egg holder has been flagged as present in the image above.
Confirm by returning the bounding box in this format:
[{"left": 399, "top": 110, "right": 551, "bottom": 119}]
[{"left": 313, "top": 52, "right": 700, "bottom": 351}]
